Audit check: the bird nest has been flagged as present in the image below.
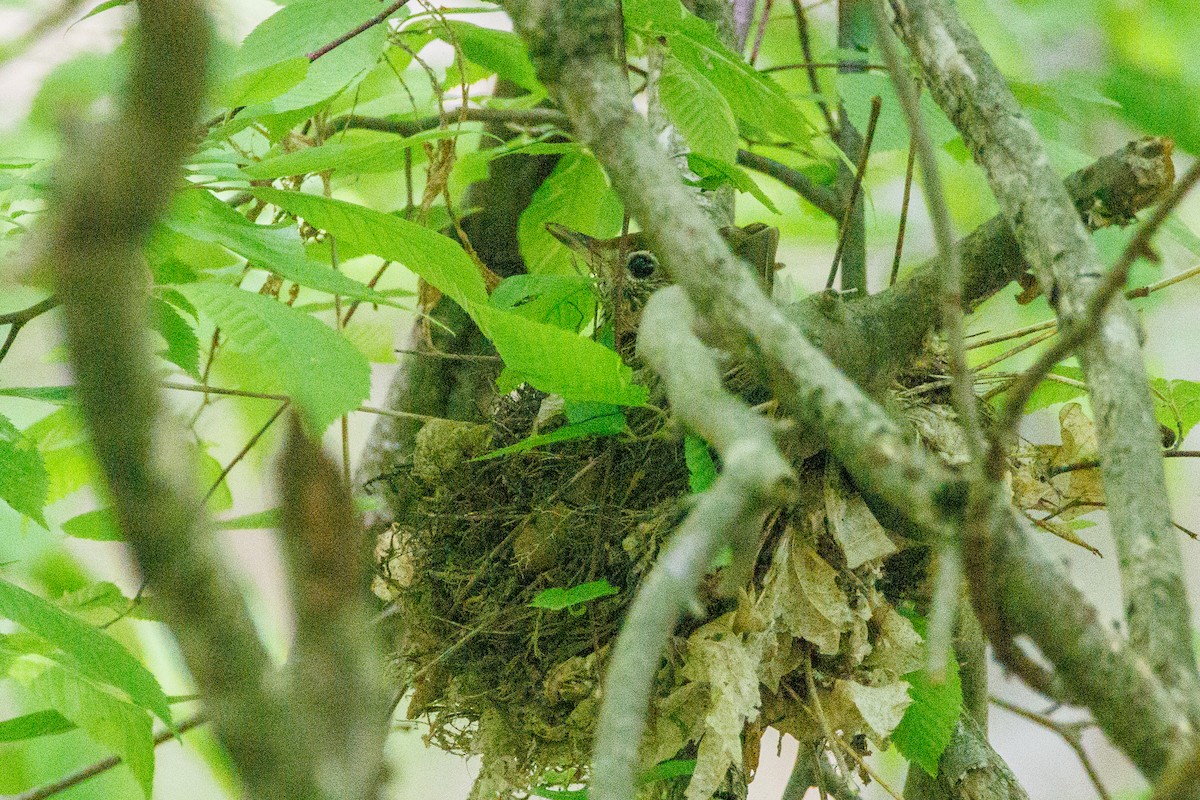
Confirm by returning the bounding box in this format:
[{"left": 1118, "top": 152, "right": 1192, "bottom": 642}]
[{"left": 369, "top": 336, "right": 1092, "bottom": 799}]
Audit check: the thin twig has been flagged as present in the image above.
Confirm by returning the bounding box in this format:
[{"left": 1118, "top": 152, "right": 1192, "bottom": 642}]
[
  {"left": 14, "top": 715, "right": 209, "bottom": 800},
  {"left": 1050, "top": 450, "right": 1200, "bottom": 477},
  {"left": 761, "top": 61, "right": 888, "bottom": 73},
  {"left": 334, "top": 107, "right": 568, "bottom": 136},
  {"left": 736, "top": 149, "right": 842, "bottom": 218},
  {"left": 990, "top": 696, "right": 1111, "bottom": 800},
  {"left": 804, "top": 650, "right": 852, "bottom": 782},
  {"left": 394, "top": 347, "right": 501, "bottom": 362},
  {"left": 971, "top": 329, "right": 1058, "bottom": 373},
  {"left": 749, "top": 0, "right": 775, "bottom": 66},
  {"left": 998, "top": 159, "right": 1200, "bottom": 436},
  {"left": 825, "top": 95, "right": 881, "bottom": 290},
  {"left": 967, "top": 320, "right": 1057, "bottom": 350},
  {"left": 305, "top": 0, "right": 412, "bottom": 62},
  {"left": 788, "top": 0, "right": 837, "bottom": 133},
  {"left": 202, "top": 401, "right": 290, "bottom": 504},
  {"left": 0, "top": 296, "right": 59, "bottom": 364},
  {"left": 890, "top": 118, "right": 918, "bottom": 286}
]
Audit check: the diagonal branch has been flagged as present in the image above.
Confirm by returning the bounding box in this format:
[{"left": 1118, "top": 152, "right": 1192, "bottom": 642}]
[
  {"left": 500, "top": 0, "right": 1197, "bottom": 790},
  {"left": 888, "top": 0, "right": 1197, "bottom": 695},
  {"left": 35, "top": 3, "right": 390, "bottom": 799},
  {"left": 590, "top": 286, "right": 798, "bottom": 800}
]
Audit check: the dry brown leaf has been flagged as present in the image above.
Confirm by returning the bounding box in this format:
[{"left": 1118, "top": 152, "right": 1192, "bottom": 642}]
[{"left": 824, "top": 464, "right": 897, "bottom": 569}]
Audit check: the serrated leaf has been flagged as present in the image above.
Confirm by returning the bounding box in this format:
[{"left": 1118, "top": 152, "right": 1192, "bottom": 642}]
[
  {"left": 892, "top": 617, "right": 963, "bottom": 777},
  {"left": 684, "top": 434, "right": 717, "bottom": 493},
  {"left": 151, "top": 296, "right": 200, "bottom": 379},
  {"left": 490, "top": 274, "right": 596, "bottom": 331},
  {"left": 685, "top": 153, "right": 780, "bottom": 214},
  {"left": 0, "top": 708, "right": 76, "bottom": 742},
  {"left": 660, "top": 55, "right": 738, "bottom": 162},
  {"left": 245, "top": 128, "right": 459, "bottom": 179},
  {"left": 474, "top": 408, "right": 626, "bottom": 461},
  {"left": 0, "top": 386, "right": 75, "bottom": 405},
  {"left": 29, "top": 664, "right": 155, "bottom": 797},
  {"left": 230, "top": 0, "right": 394, "bottom": 114},
  {"left": 175, "top": 283, "right": 370, "bottom": 431},
  {"left": 255, "top": 188, "right": 645, "bottom": 405},
  {"left": 518, "top": 152, "right": 624, "bottom": 275},
  {"left": 0, "top": 578, "right": 172, "bottom": 726},
  {"left": 439, "top": 21, "right": 544, "bottom": 94},
  {"left": 253, "top": 187, "right": 489, "bottom": 308},
  {"left": 0, "top": 413, "right": 49, "bottom": 527},
  {"left": 530, "top": 579, "right": 619, "bottom": 612},
  {"left": 1151, "top": 378, "right": 1200, "bottom": 443},
  {"left": 165, "top": 190, "right": 403, "bottom": 306},
  {"left": 471, "top": 303, "right": 648, "bottom": 406},
  {"left": 629, "top": 5, "right": 812, "bottom": 142}
]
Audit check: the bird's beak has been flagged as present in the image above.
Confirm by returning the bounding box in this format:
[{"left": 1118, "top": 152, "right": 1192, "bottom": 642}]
[{"left": 545, "top": 223, "right": 597, "bottom": 256}]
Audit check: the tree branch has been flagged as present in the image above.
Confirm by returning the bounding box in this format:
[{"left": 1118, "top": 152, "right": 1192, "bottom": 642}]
[
  {"left": 305, "top": 0, "right": 412, "bottom": 62},
  {"left": 36, "top": 3, "right": 390, "bottom": 799},
  {"left": 501, "top": 0, "right": 1198, "bottom": 790},
  {"left": 889, "top": 0, "right": 1197, "bottom": 694},
  {"left": 589, "top": 286, "right": 798, "bottom": 800}
]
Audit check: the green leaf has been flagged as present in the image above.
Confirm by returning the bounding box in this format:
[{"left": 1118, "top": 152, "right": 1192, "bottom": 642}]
[
  {"left": 530, "top": 579, "right": 619, "bottom": 612},
  {"left": 230, "top": 0, "right": 395, "bottom": 114},
  {"left": 253, "top": 187, "right": 489, "bottom": 309},
  {"left": 29, "top": 664, "right": 155, "bottom": 798},
  {"left": 0, "top": 709, "right": 76, "bottom": 742},
  {"left": 0, "top": 578, "right": 172, "bottom": 726},
  {"left": 0, "top": 386, "right": 75, "bottom": 405},
  {"left": 1151, "top": 378, "right": 1200, "bottom": 443},
  {"left": 518, "top": 151, "right": 625, "bottom": 275},
  {"left": 471, "top": 303, "right": 649, "bottom": 406},
  {"left": 892, "top": 618, "right": 963, "bottom": 777},
  {"left": 215, "top": 507, "right": 281, "bottom": 530},
  {"left": 474, "top": 408, "right": 626, "bottom": 461},
  {"left": 490, "top": 274, "right": 596, "bottom": 331},
  {"left": 1106, "top": 63, "right": 1200, "bottom": 156},
  {"left": 439, "top": 21, "right": 544, "bottom": 94},
  {"left": 255, "top": 188, "right": 645, "bottom": 405},
  {"left": 61, "top": 508, "right": 122, "bottom": 542},
  {"left": 625, "top": 2, "right": 813, "bottom": 142},
  {"left": 1016, "top": 365, "right": 1086, "bottom": 413},
  {"left": 0, "top": 414, "right": 49, "bottom": 528},
  {"left": 223, "top": 57, "right": 309, "bottom": 108},
  {"left": 659, "top": 55, "right": 738, "bottom": 162},
  {"left": 685, "top": 153, "right": 781, "bottom": 214},
  {"left": 78, "top": 0, "right": 134, "bottom": 22},
  {"left": 174, "top": 283, "right": 370, "bottom": 431},
  {"left": 151, "top": 296, "right": 200, "bottom": 379},
  {"left": 165, "top": 190, "right": 403, "bottom": 307},
  {"left": 684, "top": 434, "right": 717, "bottom": 493},
  {"left": 245, "top": 128, "right": 460, "bottom": 179}
]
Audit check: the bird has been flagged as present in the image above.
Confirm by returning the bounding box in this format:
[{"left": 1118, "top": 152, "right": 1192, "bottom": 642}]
[{"left": 545, "top": 222, "right": 781, "bottom": 354}]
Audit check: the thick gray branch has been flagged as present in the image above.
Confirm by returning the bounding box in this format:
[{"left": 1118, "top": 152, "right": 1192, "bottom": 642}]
[
  {"left": 890, "top": 0, "right": 1196, "bottom": 692},
  {"left": 41, "top": 4, "right": 389, "bottom": 798},
  {"left": 589, "top": 286, "right": 797, "bottom": 800}
]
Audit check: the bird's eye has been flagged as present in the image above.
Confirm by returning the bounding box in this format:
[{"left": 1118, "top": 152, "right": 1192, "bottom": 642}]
[{"left": 625, "top": 251, "right": 657, "bottom": 279}]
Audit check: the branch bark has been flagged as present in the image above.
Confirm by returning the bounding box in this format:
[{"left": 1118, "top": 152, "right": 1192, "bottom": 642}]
[
  {"left": 38, "top": 3, "right": 389, "bottom": 798},
  {"left": 500, "top": 0, "right": 1197, "bottom": 790},
  {"left": 887, "top": 0, "right": 1197, "bottom": 694}
]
